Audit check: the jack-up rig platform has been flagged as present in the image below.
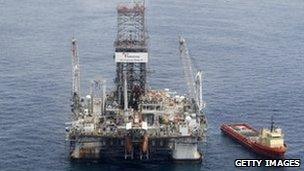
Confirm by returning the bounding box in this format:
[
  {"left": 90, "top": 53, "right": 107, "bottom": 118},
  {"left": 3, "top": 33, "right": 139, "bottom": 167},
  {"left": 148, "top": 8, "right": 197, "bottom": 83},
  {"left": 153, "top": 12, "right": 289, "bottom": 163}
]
[{"left": 66, "top": 1, "right": 207, "bottom": 163}]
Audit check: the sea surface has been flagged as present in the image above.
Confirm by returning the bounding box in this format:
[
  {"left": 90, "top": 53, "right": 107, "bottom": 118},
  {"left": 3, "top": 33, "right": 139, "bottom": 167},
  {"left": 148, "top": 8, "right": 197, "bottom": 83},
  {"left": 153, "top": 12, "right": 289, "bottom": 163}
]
[{"left": 0, "top": 0, "right": 303, "bottom": 170}]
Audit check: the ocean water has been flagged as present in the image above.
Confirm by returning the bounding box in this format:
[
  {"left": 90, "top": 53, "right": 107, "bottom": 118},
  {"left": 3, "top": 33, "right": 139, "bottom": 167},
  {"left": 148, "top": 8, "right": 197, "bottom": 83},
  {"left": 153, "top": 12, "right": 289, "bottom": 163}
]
[{"left": 0, "top": 0, "right": 303, "bottom": 170}]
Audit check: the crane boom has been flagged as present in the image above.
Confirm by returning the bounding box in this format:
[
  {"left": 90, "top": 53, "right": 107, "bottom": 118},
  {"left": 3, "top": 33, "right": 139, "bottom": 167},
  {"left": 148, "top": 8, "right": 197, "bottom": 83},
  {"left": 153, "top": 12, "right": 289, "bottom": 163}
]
[
  {"left": 179, "top": 37, "right": 195, "bottom": 99},
  {"left": 71, "top": 38, "right": 81, "bottom": 115},
  {"left": 179, "top": 36, "right": 204, "bottom": 111},
  {"left": 72, "top": 38, "right": 80, "bottom": 95}
]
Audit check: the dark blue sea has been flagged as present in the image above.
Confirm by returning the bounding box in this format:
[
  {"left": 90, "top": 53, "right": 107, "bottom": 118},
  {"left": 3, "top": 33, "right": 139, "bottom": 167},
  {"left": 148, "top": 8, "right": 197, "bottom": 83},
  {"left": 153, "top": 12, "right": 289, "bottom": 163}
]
[{"left": 0, "top": 0, "right": 303, "bottom": 170}]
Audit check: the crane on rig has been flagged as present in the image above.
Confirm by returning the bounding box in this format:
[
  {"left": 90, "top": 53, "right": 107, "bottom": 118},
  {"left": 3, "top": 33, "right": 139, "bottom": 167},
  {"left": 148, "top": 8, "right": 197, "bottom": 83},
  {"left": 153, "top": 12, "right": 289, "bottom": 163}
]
[
  {"left": 179, "top": 36, "right": 205, "bottom": 112},
  {"left": 71, "top": 38, "right": 81, "bottom": 116}
]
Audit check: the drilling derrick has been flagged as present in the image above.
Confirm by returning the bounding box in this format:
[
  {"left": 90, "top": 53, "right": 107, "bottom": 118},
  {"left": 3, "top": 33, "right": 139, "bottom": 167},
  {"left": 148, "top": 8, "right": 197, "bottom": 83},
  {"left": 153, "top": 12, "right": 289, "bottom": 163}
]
[
  {"left": 71, "top": 38, "right": 81, "bottom": 115},
  {"left": 114, "top": 1, "right": 148, "bottom": 110}
]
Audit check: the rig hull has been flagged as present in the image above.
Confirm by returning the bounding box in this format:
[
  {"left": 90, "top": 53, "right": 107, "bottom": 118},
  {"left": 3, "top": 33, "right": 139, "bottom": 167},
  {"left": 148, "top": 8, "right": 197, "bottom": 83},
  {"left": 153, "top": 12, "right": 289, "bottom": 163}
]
[
  {"left": 221, "top": 123, "right": 286, "bottom": 158},
  {"left": 69, "top": 136, "right": 202, "bottom": 163}
]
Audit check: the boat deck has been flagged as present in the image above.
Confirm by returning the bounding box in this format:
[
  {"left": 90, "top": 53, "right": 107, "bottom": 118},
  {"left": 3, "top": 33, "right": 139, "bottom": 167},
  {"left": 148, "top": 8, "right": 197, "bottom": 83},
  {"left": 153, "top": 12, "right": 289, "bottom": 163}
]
[{"left": 228, "top": 124, "right": 259, "bottom": 139}]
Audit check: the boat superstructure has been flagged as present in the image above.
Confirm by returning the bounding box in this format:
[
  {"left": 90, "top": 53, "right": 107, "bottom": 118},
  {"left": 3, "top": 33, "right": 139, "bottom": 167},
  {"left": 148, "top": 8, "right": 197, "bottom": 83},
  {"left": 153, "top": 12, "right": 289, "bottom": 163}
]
[{"left": 66, "top": 1, "right": 207, "bottom": 162}]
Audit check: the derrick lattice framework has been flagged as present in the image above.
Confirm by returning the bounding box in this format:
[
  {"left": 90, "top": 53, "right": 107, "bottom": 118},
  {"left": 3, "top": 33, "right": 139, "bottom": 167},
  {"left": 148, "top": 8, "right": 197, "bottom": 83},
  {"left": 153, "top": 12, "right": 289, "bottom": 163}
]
[{"left": 114, "top": 1, "right": 148, "bottom": 110}]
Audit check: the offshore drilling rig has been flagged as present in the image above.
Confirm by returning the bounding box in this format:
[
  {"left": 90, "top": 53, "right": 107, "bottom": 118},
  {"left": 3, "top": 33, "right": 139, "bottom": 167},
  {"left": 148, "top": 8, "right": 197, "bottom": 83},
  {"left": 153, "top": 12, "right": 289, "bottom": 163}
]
[{"left": 66, "top": 1, "right": 207, "bottom": 162}]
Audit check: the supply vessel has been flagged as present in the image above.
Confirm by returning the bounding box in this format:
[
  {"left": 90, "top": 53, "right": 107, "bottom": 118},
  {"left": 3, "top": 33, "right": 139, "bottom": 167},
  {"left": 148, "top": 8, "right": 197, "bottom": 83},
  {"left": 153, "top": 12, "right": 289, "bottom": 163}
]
[
  {"left": 221, "top": 118, "right": 287, "bottom": 158},
  {"left": 65, "top": 1, "right": 207, "bottom": 163}
]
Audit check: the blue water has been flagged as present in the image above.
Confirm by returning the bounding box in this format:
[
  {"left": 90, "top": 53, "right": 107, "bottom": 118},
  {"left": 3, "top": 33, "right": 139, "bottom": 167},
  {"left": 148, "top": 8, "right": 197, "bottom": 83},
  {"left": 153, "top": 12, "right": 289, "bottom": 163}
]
[{"left": 0, "top": 0, "right": 303, "bottom": 170}]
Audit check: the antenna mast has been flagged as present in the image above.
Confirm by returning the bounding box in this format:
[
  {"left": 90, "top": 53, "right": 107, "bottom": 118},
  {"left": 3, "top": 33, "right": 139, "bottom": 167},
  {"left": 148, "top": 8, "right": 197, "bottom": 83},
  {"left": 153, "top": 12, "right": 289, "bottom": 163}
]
[{"left": 270, "top": 115, "right": 275, "bottom": 132}]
